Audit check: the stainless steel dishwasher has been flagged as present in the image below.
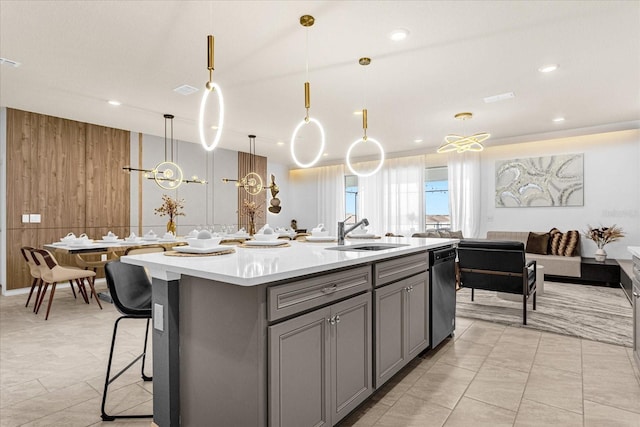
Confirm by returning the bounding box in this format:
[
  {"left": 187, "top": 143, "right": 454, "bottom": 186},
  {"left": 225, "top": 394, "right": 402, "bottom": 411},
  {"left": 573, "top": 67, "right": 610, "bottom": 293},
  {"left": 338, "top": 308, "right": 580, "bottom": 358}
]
[{"left": 429, "top": 246, "right": 457, "bottom": 349}]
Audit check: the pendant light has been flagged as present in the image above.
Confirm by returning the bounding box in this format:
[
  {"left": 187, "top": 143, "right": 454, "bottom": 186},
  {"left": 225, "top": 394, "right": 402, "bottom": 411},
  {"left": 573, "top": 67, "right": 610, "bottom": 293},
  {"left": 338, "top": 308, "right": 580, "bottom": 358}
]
[
  {"left": 437, "top": 112, "right": 489, "bottom": 153},
  {"left": 346, "top": 57, "right": 385, "bottom": 177},
  {"left": 198, "top": 34, "right": 225, "bottom": 151},
  {"left": 122, "top": 114, "right": 207, "bottom": 188},
  {"left": 290, "top": 14, "right": 326, "bottom": 168},
  {"left": 222, "top": 135, "right": 264, "bottom": 195}
]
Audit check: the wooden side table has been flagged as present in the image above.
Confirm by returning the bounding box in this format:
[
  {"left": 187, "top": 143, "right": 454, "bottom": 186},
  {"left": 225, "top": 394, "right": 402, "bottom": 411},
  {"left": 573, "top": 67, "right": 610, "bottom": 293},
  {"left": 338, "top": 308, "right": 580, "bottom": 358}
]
[{"left": 580, "top": 257, "right": 621, "bottom": 286}]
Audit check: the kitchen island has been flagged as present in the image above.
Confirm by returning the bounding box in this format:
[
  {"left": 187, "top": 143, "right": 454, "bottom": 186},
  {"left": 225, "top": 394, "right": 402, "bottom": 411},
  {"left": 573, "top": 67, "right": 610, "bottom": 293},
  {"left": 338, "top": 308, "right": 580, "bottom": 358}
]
[{"left": 122, "top": 237, "right": 457, "bottom": 427}]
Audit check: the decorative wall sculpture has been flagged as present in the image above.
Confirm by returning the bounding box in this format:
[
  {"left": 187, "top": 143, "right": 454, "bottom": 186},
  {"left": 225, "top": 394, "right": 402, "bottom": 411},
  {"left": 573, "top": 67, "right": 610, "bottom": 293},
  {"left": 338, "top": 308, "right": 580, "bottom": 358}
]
[{"left": 495, "top": 154, "right": 584, "bottom": 207}]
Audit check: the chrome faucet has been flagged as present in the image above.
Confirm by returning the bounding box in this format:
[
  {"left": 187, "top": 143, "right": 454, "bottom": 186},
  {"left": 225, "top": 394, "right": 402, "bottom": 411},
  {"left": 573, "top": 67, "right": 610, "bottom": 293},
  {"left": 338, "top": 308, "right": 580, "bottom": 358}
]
[{"left": 337, "top": 217, "right": 369, "bottom": 245}]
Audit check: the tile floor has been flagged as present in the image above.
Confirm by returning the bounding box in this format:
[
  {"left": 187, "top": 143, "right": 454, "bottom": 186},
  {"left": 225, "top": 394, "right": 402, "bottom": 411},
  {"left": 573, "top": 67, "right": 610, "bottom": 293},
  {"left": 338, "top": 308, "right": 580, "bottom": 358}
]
[{"left": 1, "top": 282, "right": 639, "bottom": 427}]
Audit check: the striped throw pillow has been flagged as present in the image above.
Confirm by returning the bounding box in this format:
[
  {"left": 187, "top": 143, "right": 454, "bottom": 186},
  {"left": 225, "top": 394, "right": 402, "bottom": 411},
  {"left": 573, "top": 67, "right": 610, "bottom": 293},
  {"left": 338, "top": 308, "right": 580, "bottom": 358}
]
[{"left": 549, "top": 228, "right": 580, "bottom": 256}]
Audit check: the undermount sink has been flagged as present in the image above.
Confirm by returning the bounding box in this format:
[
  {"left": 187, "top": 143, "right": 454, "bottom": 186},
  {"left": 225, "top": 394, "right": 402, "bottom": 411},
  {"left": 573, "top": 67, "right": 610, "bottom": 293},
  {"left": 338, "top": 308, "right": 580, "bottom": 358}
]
[{"left": 325, "top": 243, "right": 410, "bottom": 252}]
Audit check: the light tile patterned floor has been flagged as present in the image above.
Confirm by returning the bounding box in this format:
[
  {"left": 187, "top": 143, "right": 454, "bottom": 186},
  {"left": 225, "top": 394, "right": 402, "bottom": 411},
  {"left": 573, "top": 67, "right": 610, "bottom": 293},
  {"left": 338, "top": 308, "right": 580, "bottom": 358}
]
[{"left": 1, "top": 283, "right": 639, "bottom": 427}]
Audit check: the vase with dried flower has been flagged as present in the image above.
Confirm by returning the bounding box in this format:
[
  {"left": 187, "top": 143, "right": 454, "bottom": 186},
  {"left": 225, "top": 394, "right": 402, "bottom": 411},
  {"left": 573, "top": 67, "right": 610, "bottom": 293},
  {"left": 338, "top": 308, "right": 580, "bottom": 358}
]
[
  {"left": 584, "top": 224, "right": 624, "bottom": 262},
  {"left": 154, "top": 194, "right": 185, "bottom": 235},
  {"left": 242, "top": 199, "right": 262, "bottom": 236}
]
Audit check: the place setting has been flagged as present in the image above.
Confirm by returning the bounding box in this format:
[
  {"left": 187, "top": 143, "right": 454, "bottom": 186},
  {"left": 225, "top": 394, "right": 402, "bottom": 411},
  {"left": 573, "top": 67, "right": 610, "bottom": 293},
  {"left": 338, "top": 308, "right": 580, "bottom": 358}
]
[
  {"left": 303, "top": 223, "right": 337, "bottom": 242},
  {"left": 346, "top": 224, "right": 379, "bottom": 239},
  {"left": 240, "top": 225, "right": 290, "bottom": 248},
  {"left": 166, "top": 230, "right": 235, "bottom": 257}
]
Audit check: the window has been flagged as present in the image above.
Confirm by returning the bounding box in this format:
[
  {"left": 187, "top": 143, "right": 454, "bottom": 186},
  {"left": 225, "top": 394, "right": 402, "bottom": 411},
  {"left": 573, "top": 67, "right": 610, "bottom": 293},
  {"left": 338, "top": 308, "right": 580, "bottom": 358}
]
[
  {"left": 345, "top": 175, "right": 358, "bottom": 224},
  {"left": 425, "top": 166, "right": 450, "bottom": 230}
]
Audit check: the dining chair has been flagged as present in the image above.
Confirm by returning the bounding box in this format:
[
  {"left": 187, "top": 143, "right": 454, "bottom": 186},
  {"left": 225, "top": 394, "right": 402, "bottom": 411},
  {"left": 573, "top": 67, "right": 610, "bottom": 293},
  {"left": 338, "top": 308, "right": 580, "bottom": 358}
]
[
  {"left": 30, "top": 249, "right": 101, "bottom": 320},
  {"left": 20, "top": 246, "right": 42, "bottom": 309},
  {"left": 124, "top": 244, "right": 166, "bottom": 255},
  {"left": 101, "top": 260, "right": 153, "bottom": 421},
  {"left": 75, "top": 252, "right": 118, "bottom": 291}
]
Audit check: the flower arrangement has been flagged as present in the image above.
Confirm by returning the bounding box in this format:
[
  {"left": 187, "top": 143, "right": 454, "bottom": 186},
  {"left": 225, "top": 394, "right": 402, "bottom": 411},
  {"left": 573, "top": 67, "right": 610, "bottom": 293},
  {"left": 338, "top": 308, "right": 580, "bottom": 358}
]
[
  {"left": 242, "top": 199, "right": 262, "bottom": 234},
  {"left": 584, "top": 224, "right": 624, "bottom": 249},
  {"left": 154, "top": 194, "right": 185, "bottom": 222}
]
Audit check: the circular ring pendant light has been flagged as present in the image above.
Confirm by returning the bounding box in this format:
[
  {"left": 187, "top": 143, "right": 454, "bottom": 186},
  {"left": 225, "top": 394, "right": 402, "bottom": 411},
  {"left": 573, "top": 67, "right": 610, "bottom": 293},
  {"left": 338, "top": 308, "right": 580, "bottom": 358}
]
[
  {"left": 154, "top": 161, "right": 184, "bottom": 189},
  {"left": 198, "top": 34, "right": 224, "bottom": 152},
  {"left": 346, "top": 137, "right": 385, "bottom": 177},
  {"left": 290, "top": 15, "right": 326, "bottom": 168},
  {"left": 346, "top": 57, "right": 385, "bottom": 177}
]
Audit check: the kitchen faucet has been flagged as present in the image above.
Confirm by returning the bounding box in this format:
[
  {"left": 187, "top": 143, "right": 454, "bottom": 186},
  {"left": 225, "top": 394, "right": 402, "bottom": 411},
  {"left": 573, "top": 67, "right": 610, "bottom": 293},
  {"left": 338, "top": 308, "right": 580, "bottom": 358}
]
[{"left": 337, "top": 217, "right": 369, "bottom": 245}]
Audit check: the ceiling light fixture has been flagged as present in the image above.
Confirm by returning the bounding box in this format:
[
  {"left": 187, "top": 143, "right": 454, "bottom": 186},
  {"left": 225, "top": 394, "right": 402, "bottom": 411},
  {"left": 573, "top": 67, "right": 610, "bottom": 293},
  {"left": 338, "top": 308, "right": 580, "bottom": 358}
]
[
  {"left": 553, "top": 117, "right": 565, "bottom": 123},
  {"left": 346, "top": 57, "right": 385, "bottom": 177},
  {"left": 437, "top": 112, "right": 489, "bottom": 154},
  {"left": 483, "top": 92, "right": 515, "bottom": 103},
  {"left": 538, "top": 64, "right": 559, "bottom": 73},
  {"left": 414, "top": 139, "right": 423, "bottom": 143},
  {"left": 123, "top": 114, "right": 207, "bottom": 188},
  {"left": 389, "top": 29, "right": 409, "bottom": 41},
  {"left": 290, "top": 14, "right": 326, "bottom": 168},
  {"left": 107, "top": 100, "right": 121, "bottom": 106},
  {"left": 198, "top": 34, "right": 225, "bottom": 151}
]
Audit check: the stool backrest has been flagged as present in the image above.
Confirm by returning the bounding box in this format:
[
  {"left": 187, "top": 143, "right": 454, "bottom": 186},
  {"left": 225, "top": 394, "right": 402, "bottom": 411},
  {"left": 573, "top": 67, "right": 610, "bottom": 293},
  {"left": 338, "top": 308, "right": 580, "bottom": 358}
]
[
  {"left": 20, "top": 246, "right": 40, "bottom": 277},
  {"left": 124, "top": 245, "right": 166, "bottom": 255},
  {"left": 104, "top": 261, "right": 152, "bottom": 316}
]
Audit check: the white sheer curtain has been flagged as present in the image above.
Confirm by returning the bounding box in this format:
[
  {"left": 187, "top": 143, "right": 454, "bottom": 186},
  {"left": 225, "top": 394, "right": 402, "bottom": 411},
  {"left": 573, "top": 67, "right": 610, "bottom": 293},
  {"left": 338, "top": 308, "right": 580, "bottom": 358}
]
[
  {"left": 317, "top": 164, "right": 345, "bottom": 235},
  {"left": 448, "top": 151, "right": 481, "bottom": 238},
  {"left": 358, "top": 156, "right": 425, "bottom": 236}
]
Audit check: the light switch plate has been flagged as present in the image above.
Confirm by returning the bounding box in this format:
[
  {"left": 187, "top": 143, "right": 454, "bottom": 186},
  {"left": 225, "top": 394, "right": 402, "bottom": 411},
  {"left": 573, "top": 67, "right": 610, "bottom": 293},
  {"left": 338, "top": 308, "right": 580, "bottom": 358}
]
[
  {"left": 29, "top": 214, "right": 41, "bottom": 223},
  {"left": 154, "top": 303, "right": 164, "bottom": 331},
  {"left": 22, "top": 214, "right": 30, "bottom": 223}
]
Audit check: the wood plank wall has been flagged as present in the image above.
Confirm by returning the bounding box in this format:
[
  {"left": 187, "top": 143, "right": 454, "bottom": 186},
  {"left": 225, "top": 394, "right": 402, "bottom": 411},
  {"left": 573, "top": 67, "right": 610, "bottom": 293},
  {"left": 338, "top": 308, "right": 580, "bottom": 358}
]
[
  {"left": 237, "top": 152, "right": 267, "bottom": 232},
  {"left": 5, "top": 108, "right": 130, "bottom": 291}
]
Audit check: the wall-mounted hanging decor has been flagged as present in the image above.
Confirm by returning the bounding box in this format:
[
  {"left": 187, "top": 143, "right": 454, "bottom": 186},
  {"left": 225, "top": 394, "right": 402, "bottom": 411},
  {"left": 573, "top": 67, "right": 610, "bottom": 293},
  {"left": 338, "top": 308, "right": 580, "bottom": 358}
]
[{"left": 495, "top": 154, "right": 583, "bottom": 207}]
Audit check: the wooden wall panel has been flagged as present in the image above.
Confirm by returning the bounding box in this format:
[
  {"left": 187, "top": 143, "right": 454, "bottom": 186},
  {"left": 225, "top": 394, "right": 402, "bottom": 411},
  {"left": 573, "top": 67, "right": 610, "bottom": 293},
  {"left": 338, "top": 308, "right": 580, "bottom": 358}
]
[
  {"left": 237, "top": 152, "right": 267, "bottom": 232},
  {"left": 6, "top": 109, "right": 40, "bottom": 228},
  {"left": 36, "top": 115, "right": 86, "bottom": 228},
  {"left": 85, "top": 125, "right": 130, "bottom": 228},
  {"left": 4, "top": 109, "right": 131, "bottom": 291}
]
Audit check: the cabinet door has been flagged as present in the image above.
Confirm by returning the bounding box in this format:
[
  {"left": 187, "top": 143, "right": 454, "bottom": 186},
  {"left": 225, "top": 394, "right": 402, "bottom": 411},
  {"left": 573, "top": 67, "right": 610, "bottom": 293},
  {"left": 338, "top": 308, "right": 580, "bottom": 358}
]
[
  {"left": 269, "top": 307, "right": 331, "bottom": 427},
  {"left": 330, "top": 292, "right": 373, "bottom": 424},
  {"left": 374, "top": 279, "right": 406, "bottom": 387},
  {"left": 406, "top": 271, "right": 430, "bottom": 359},
  {"left": 634, "top": 281, "right": 640, "bottom": 366}
]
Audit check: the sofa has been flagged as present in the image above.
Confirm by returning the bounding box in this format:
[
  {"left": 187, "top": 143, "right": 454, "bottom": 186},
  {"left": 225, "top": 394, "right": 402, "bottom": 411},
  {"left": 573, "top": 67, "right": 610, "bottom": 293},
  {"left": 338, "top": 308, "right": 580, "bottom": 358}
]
[{"left": 486, "top": 230, "right": 581, "bottom": 278}]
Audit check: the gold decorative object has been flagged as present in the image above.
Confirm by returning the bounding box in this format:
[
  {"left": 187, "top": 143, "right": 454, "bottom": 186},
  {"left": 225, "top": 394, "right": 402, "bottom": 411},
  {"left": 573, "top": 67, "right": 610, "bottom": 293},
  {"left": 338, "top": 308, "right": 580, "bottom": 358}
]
[
  {"left": 268, "top": 174, "right": 281, "bottom": 214},
  {"left": 438, "top": 112, "right": 489, "bottom": 153},
  {"left": 154, "top": 194, "right": 185, "bottom": 234},
  {"left": 242, "top": 199, "right": 262, "bottom": 236},
  {"left": 122, "top": 114, "right": 207, "bottom": 188}
]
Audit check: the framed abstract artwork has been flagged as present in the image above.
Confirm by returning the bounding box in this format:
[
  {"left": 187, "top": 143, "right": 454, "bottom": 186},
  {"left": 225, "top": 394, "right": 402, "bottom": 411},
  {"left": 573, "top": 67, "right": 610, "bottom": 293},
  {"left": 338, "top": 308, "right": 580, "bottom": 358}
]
[{"left": 495, "top": 154, "right": 584, "bottom": 207}]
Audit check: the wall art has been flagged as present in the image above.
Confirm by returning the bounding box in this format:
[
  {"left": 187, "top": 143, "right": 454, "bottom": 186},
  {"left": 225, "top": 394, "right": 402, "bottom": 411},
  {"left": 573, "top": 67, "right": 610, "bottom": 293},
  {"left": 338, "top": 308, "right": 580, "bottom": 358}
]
[{"left": 495, "top": 154, "right": 583, "bottom": 207}]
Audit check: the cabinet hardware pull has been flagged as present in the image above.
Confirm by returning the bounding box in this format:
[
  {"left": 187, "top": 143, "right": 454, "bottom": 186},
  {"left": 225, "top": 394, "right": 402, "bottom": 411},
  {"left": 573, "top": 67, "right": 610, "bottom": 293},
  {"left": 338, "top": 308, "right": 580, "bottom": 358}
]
[
  {"left": 634, "top": 291, "right": 639, "bottom": 298},
  {"left": 328, "top": 316, "right": 336, "bottom": 325},
  {"left": 322, "top": 284, "right": 338, "bottom": 294},
  {"left": 335, "top": 315, "right": 341, "bottom": 324}
]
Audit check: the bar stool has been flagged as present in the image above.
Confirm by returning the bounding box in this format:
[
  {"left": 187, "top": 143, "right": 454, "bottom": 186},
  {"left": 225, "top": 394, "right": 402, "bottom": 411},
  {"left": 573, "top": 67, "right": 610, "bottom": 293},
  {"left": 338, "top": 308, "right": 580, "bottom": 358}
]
[
  {"left": 31, "top": 249, "right": 101, "bottom": 320},
  {"left": 101, "top": 260, "right": 153, "bottom": 421}
]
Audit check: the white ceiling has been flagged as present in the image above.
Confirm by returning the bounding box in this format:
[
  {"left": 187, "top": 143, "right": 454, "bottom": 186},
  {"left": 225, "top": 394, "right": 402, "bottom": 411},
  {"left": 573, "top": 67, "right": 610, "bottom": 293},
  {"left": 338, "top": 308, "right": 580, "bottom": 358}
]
[{"left": 1, "top": 1, "right": 639, "bottom": 167}]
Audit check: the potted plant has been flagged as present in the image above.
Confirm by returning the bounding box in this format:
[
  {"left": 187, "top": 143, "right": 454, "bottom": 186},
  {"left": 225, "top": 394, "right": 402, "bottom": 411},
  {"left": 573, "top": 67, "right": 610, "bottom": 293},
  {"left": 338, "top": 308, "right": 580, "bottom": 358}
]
[
  {"left": 242, "top": 199, "right": 262, "bottom": 236},
  {"left": 154, "top": 194, "right": 185, "bottom": 235},
  {"left": 584, "top": 224, "right": 624, "bottom": 262}
]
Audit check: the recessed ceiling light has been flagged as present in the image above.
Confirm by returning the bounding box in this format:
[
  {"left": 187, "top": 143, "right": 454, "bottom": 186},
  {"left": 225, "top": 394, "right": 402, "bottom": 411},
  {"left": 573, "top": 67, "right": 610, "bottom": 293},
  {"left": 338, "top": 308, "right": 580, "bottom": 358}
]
[
  {"left": 553, "top": 117, "right": 565, "bottom": 123},
  {"left": 108, "top": 100, "right": 121, "bottom": 106},
  {"left": 389, "top": 29, "right": 409, "bottom": 42},
  {"left": 276, "top": 141, "right": 285, "bottom": 146},
  {"left": 210, "top": 125, "right": 218, "bottom": 130},
  {"left": 414, "top": 139, "right": 423, "bottom": 143},
  {"left": 323, "top": 152, "right": 329, "bottom": 157},
  {"left": 538, "top": 64, "right": 559, "bottom": 73},
  {"left": 353, "top": 110, "right": 363, "bottom": 115}
]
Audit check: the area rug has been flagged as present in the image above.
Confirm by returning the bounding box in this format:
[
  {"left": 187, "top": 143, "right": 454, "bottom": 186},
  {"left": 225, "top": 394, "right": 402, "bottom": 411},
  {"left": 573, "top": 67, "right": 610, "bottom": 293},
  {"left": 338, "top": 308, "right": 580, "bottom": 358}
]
[{"left": 456, "top": 281, "right": 633, "bottom": 347}]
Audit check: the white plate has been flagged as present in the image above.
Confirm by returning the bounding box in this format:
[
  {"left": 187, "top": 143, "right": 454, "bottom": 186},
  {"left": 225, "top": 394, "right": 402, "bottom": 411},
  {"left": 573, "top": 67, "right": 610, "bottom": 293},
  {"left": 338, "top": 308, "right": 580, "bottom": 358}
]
[
  {"left": 68, "top": 243, "right": 97, "bottom": 249},
  {"left": 244, "top": 240, "right": 288, "bottom": 247},
  {"left": 348, "top": 234, "right": 376, "bottom": 238},
  {"left": 306, "top": 236, "right": 336, "bottom": 242},
  {"left": 142, "top": 237, "right": 160, "bottom": 241},
  {"left": 172, "top": 245, "right": 229, "bottom": 254},
  {"left": 231, "top": 233, "right": 250, "bottom": 239},
  {"left": 159, "top": 238, "right": 177, "bottom": 242},
  {"left": 121, "top": 239, "right": 142, "bottom": 244},
  {"left": 96, "top": 239, "right": 121, "bottom": 243}
]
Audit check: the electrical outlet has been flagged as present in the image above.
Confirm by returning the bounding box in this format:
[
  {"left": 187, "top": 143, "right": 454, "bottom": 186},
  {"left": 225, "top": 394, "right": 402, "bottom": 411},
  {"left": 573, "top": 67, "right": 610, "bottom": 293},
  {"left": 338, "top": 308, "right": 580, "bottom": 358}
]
[
  {"left": 101, "top": 254, "right": 107, "bottom": 262},
  {"left": 22, "top": 214, "right": 30, "bottom": 223},
  {"left": 29, "top": 214, "right": 41, "bottom": 223},
  {"left": 154, "top": 303, "right": 164, "bottom": 331}
]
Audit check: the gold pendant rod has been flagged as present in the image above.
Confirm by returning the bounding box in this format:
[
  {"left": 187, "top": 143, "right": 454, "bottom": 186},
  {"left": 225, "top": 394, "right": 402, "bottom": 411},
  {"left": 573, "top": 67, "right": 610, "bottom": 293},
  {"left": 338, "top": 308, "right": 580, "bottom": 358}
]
[{"left": 362, "top": 109, "right": 368, "bottom": 140}]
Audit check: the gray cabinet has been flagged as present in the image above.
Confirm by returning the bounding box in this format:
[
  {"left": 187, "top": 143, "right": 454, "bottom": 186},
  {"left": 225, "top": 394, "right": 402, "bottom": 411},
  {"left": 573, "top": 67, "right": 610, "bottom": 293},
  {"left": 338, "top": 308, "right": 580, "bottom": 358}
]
[
  {"left": 375, "top": 271, "right": 429, "bottom": 387},
  {"left": 269, "top": 292, "right": 373, "bottom": 427}
]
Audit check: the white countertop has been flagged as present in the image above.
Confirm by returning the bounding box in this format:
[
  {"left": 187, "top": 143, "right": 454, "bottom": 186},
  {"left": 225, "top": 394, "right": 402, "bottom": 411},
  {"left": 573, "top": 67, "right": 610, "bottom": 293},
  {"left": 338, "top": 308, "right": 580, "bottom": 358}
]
[
  {"left": 121, "top": 237, "right": 457, "bottom": 286},
  {"left": 629, "top": 246, "right": 640, "bottom": 259}
]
